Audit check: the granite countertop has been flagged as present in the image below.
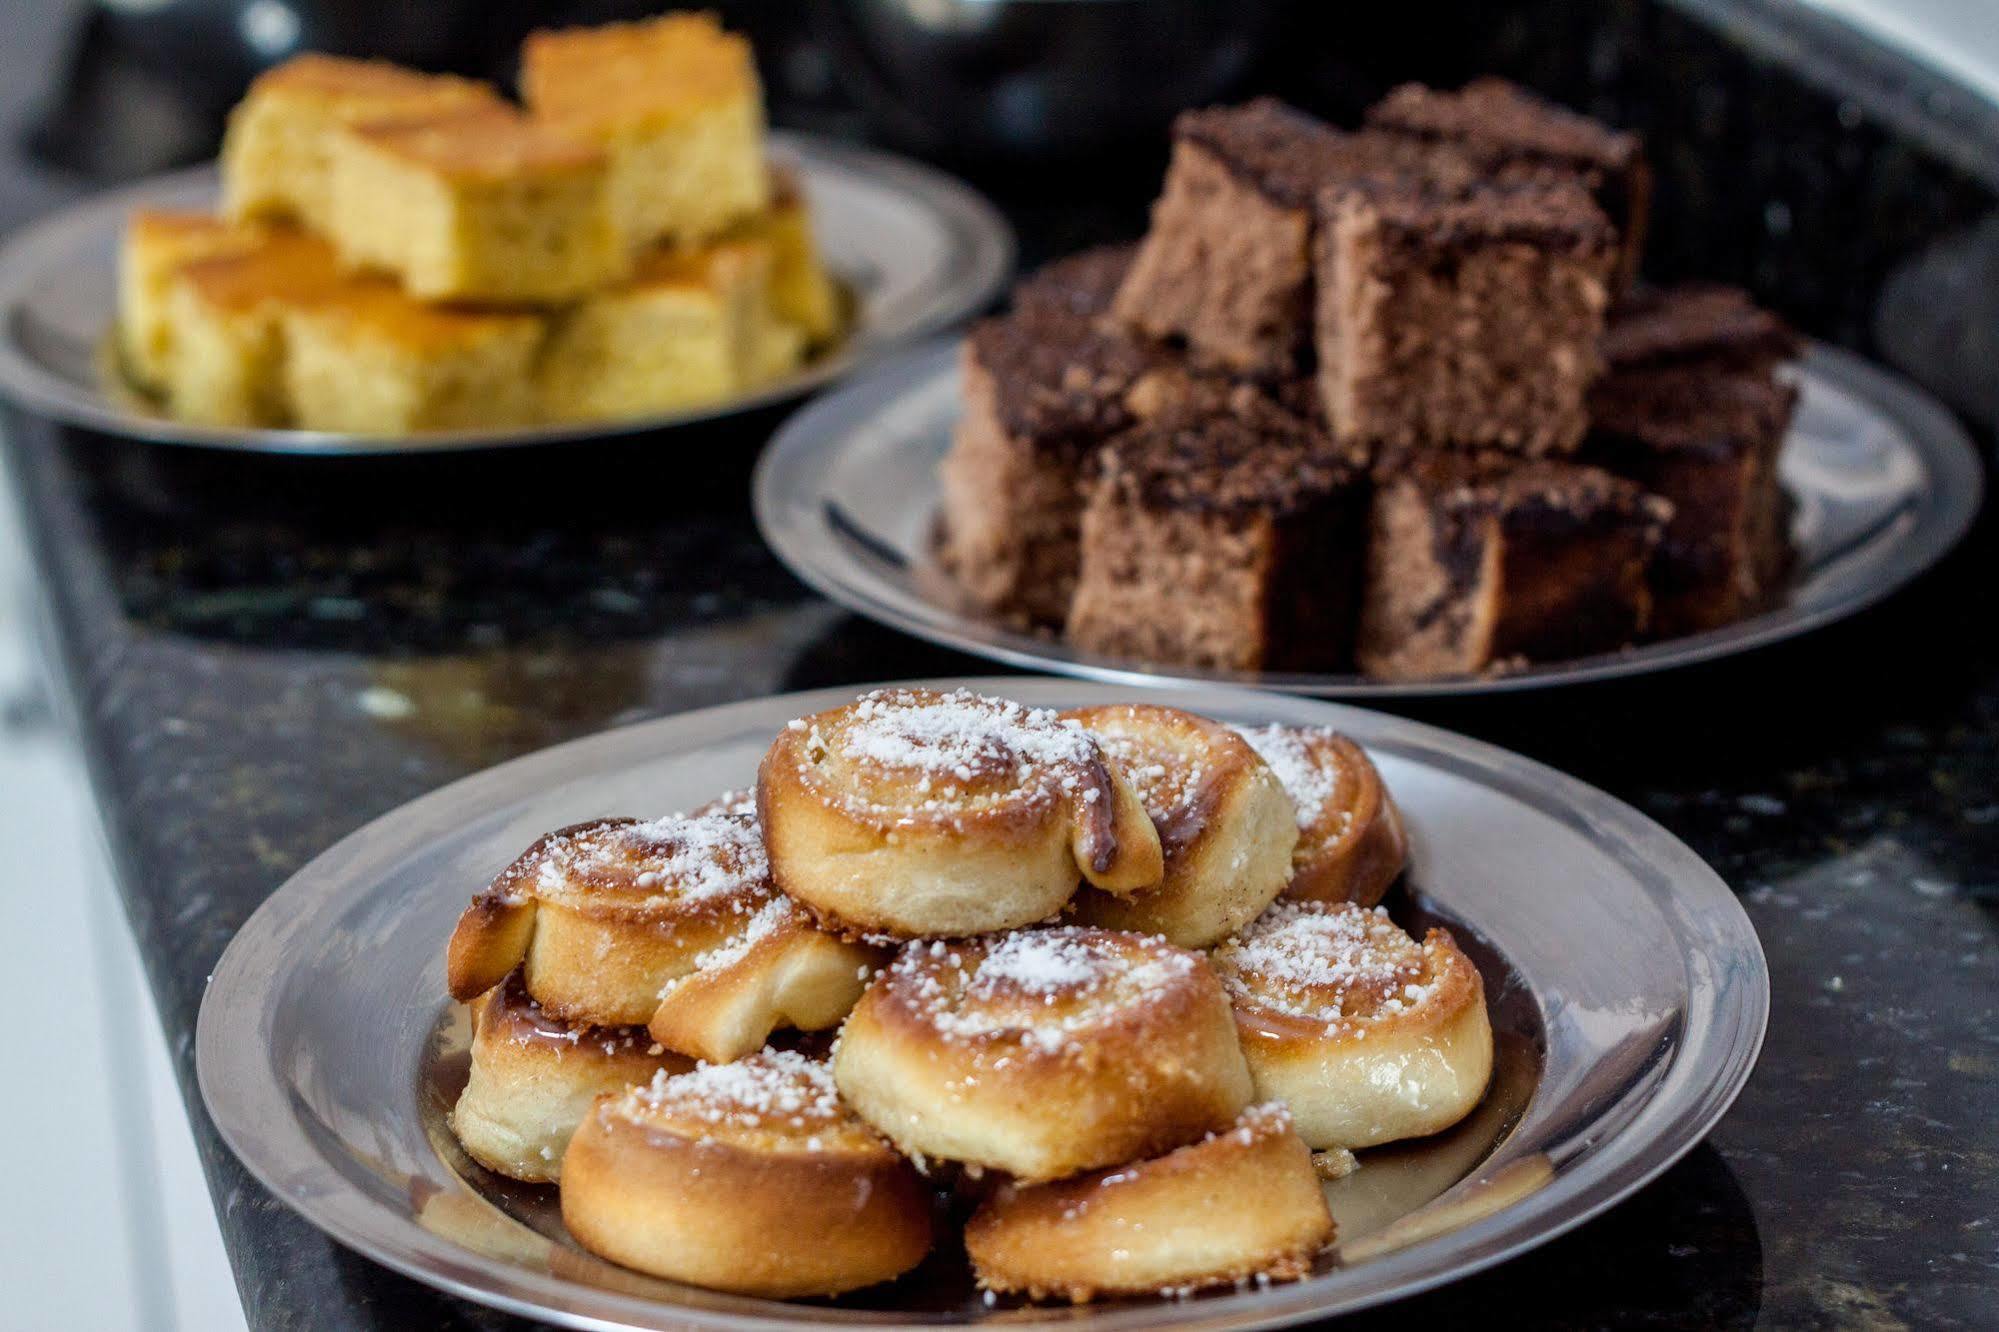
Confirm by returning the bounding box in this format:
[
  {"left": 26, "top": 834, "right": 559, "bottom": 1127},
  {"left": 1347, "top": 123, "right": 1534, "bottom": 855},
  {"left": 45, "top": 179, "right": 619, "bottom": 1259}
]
[{"left": 3, "top": 1, "right": 1996, "bottom": 1328}]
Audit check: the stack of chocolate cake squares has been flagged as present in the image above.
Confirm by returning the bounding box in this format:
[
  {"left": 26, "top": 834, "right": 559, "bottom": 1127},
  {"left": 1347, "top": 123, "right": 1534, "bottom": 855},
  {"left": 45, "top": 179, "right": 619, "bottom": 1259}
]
[{"left": 937, "top": 80, "right": 1799, "bottom": 682}]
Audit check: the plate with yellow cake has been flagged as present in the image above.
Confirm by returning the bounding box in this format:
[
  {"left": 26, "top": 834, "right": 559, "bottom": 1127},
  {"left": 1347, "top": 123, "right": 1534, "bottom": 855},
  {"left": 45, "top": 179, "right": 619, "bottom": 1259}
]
[
  {"left": 0, "top": 15, "right": 1011, "bottom": 452},
  {"left": 197, "top": 676, "right": 1767, "bottom": 1329}
]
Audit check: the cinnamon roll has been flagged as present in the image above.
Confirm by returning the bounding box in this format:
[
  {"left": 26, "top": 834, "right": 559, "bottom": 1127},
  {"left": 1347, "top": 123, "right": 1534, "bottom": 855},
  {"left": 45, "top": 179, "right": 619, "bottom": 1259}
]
[
  {"left": 1235, "top": 725, "right": 1407, "bottom": 906},
  {"left": 445, "top": 813, "right": 870, "bottom": 1051},
  {"left": 965, "top": 1102, "right": 1333, "bottom": 1302},
  {"left": 759, "top": 688, "right": 1164, "bottom": 938},
  {"left": 561, "top": 1051, "right": 934, "bottom": 1297},
  {"left": 833, "top": 926, "right": 1251, "bottom": 1181},
  {"left": 1061, "top": 704, "right": 1297, "bottom": 947},
  {"left": 647, "top": 894, "right": 882, "bottom": 1063},
  {"left": 1211, "top": 901, "right": 1492, "bottom": 1149},
  {"left": 449, "top": 971, "right": 688, "bottom": 1184}
]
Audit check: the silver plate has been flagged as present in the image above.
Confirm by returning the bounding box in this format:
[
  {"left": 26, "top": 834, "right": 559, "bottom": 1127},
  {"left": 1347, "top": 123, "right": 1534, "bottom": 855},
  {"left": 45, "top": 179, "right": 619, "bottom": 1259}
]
[
  {"left": 0, "top": 135, "right": 1012, "bottom": 454},
  {"left": 752, "top": 340, "right": 1983, "bottom": 697},
  {"left": 198, "top": 676, "right": 1767, "bottom": 1331}
]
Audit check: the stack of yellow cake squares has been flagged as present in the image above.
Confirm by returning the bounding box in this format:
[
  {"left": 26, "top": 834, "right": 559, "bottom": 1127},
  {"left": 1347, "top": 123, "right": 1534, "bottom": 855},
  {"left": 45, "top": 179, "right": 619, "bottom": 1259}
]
[{"left": 117, "top": 14, "right": 843, "bottom": 435}]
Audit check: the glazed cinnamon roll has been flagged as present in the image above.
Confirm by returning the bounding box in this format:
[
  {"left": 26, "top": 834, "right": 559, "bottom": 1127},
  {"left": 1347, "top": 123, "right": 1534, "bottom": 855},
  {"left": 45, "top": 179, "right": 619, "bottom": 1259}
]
[
  {"left": 833, "top": 926, "right": 1251, "bottom": 1181},
  {"left": 449, "top": 971, "right": 688, "bottom": 1184},
  {"left": 1234, "top": 725, "right": 1407, "bottom": 906},
  {"left": 965, "top": 1102, "right": 1333, "bottom": 1302},
  {"left": 1212, "top": 901, "right": 1492, "bottom": 1149},
  {"left": 445, "top": 813, "right": 871, "bottom": 1051},
  {"left": 561, "top": 1051, "right": 934, "bottom": 1297},
  {"left": 759, "top": 688, "right": 1164, "bottom": 938},
  {"left": 1061, "top": 704, "right": 1297, "bottom": 947}
]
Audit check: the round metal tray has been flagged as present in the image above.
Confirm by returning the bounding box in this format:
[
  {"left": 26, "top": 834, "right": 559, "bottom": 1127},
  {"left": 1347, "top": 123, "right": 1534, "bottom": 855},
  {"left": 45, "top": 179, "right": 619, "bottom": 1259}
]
[
  {"left": 0, "top": 134, "right": 1012, "bottom": 454},
  {"left": 198, "top": 676, "right": 1767, "bottom": 1331},
  {"left": 752, "top": 339, "right": 1982, "bottom": 697}
]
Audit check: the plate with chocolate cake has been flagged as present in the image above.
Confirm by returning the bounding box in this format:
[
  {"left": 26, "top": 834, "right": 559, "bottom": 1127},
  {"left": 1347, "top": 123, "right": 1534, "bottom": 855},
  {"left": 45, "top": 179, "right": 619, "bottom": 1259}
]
[
  {"left": 0, "top": 15, "right": 1013, "bottom": 452},
  {"left": 754, "top": 87, "right": 1981, "bottom": 697}
]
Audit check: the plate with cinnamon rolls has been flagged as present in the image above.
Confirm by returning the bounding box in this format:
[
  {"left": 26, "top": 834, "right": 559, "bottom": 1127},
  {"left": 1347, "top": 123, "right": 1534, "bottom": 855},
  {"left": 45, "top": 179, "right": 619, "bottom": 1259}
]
[{"left": 198, "top": 677, "right": 1766, "bottom": 1327}]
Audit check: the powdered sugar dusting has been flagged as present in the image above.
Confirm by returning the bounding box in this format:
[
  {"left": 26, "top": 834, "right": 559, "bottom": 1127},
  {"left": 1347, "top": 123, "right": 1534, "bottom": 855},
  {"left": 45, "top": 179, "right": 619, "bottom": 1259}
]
[
  {"left": 1235, "top": 725, "right": 1349, "bottom": 832},
  {"left": 1216, "top": 901, "right": 1434, "bottom": 1023},
  {"left": 536, "top": 811, "right": 767, "bottom": 907},
  {"left": 1094, "top": 728, "right": 1205, "bottom": 827},
  {"left": 890, "top": 927, "right": 1198, "bottom": 1054},
  {"left": 613, "top": 1050, "right": 845, "bottom": 1138},
  {"left": 660, "top": 896, "right": 797, "bottom": 997}
]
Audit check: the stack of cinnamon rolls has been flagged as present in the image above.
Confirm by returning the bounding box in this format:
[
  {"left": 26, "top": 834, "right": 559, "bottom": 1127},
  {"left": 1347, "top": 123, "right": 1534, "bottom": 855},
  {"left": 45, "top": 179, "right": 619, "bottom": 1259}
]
[{"left": 443, "top": 687, "right": 1493, "bottom": 1303}]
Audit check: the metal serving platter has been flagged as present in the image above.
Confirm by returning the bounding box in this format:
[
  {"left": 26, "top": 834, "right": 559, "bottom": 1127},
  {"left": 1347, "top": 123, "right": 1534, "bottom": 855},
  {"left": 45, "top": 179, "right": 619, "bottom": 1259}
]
[
  {"left": 198, "top": 676, "right": 1767, "bottom": 1331},
  {"left": 753, "top": 340, "right": 1982, "bottom": 697},
  {"left": 0, "top": 133, "right": 1012, "bottom": 454}
]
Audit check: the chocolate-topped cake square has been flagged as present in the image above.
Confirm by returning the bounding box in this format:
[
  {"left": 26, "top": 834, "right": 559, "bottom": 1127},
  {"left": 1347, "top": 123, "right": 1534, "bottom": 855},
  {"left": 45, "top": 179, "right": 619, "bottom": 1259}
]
[
  {"left": 1358, "top": 453, "right": 1669, "bottom": 680},
  {"left": 1585, "top": 363, "right": 1797, "bottom": 636},
  {"left": 1315, "top": 175, "right": 1618, "bottom": 456},
  {"left": 1110, "top": 100, "right": 1370, "bottom": 376},
  {"left": 1065, "top": 392, "right": 1369, "bottom": 672},
  {"left": 937, "top": 268, "right": 1165, "bottom": 627},
  {"left": 1603, "top": 282, "right": 1799, "bottom": 376},
  {"left": 1368, "top": 77, "right": 1650, "bottom": 288},
  {"left": 1010, "top": 243, "right": 1140, "bottom": 321}
]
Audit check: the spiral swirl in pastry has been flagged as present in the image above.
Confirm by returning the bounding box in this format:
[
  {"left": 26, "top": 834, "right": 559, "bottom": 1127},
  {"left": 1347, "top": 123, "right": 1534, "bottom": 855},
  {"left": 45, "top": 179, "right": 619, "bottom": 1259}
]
[
  {"left": 449, "top": 971, "right": 688, "bottom": 1184},
  {"left": 1212, "top": 901, "right": 1492, "bottom": 1149},
  {"left": 1234, "top": 725, "right": 1407, "bottom": 906},
  {"left": 759, "top": 688, "right": 1164, "bottom": 938},
  {"left": 833, "top": 926, "right": 1251, "bottom": 1180},
  {"left": 446, "top": 812, "right": 868, "bottom": 1051},
  {"left": 561, "top": 1051, "right": 934, "bottom": 1297},
  {"left": 1061, "top": 704, "right": 1297, "bottom": 947},
  {"left": 965, "top": 1102, "right": 1333, "bottom": 1301}
]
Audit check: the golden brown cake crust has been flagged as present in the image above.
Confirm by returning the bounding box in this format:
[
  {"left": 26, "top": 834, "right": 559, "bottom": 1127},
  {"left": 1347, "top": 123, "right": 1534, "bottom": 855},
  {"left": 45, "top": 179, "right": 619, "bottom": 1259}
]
[
  {"left": 522, "top": 12, "right": 759, "bottom": 128},
  {"left": 343, "top": 106, "right": 603, "bottom": 182}
]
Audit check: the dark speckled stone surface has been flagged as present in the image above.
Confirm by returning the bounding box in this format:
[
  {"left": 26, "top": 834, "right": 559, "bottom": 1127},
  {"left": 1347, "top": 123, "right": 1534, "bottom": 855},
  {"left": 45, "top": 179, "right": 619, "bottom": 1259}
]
[{"left": 2, "top": 1, "right": 1997, "bottom": 1328}]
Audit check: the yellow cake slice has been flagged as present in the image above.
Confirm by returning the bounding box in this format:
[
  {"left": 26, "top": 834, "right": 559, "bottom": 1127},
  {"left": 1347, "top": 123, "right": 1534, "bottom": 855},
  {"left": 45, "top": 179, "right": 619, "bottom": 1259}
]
[
  {"left": 220, "top": 54, "right": 500, "bottom": 230},
  {"left": 326, "top": 104, "right": 624, "bottom": 304},
  {"left": 540, "top": 237, "right": 792, "bottom": 421},
  {"left": 160, "top": 228, "right": 344, "bottom": 427},
  {"left": 283, "top": 282, "right": 546, "bottom": 434},
  {"left": 521, "top": 13, "right": 770, "bottom": 247},
  {"left": 738, "top": 168, "right": 843, "bottom": 348},
  {"left": 117, "top": 210, "right": 267, "bottom": 390}
]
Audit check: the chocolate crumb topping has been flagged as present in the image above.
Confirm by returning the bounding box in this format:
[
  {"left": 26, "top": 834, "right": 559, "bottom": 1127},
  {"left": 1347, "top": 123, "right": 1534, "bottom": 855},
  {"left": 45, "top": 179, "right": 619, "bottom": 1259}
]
[
  {"left": 1590, "top": 365, "right": 1799, "bottom": 458},
  {"left": 1012, "top": 244, "right": 1139, "bottom": 321},
  {"left": 1604, "top": 284, "right": 1799, "bottom": 371},
  {"left": 1368, "top": 77, "right": 1641, "bottom": 175},
  {"left": 968, "top": 307, "right": 1167, "bottom": 449},
  {"left": 1100, "top": 393, "right": 1360, "bottom": 518},
  {"left": 1389, "top": 450, "right": 1668, "bottom": 533}
]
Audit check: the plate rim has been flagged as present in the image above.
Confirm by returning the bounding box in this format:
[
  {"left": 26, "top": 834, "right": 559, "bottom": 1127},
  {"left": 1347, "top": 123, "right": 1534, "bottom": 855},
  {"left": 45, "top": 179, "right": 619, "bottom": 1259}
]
[
  {"left": 750, "top": 336, "right": 1984, "bottom": 699},
  {"left": 197, "top": 674, "right": 1768, "bottom": 1332},
  {"left": 0, "top": 132, "right": 1014, "bottom": 455}
]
